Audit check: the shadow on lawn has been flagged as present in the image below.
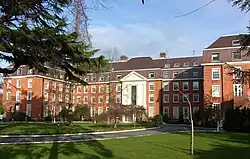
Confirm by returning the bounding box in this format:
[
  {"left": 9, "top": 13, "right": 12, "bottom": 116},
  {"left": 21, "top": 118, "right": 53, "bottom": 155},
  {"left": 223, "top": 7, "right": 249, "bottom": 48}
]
[
  {"left": 181, "top": 132, "right": 250, "bottom": 159},
  {"left": 0, "top": 140, "right": 113, "bottom": 159}
]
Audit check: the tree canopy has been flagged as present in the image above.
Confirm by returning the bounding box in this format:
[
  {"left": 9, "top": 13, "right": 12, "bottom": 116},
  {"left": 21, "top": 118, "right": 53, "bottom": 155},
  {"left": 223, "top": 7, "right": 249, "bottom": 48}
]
[{"left": 0, "top": 0, "right": 107, "bottom": 83}]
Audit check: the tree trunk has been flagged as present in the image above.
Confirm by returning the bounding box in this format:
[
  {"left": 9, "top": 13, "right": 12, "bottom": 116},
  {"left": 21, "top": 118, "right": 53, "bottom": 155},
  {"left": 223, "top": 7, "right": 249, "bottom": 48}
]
[{"left": 190, "top": 119, "right": 194, "bottom": 155}]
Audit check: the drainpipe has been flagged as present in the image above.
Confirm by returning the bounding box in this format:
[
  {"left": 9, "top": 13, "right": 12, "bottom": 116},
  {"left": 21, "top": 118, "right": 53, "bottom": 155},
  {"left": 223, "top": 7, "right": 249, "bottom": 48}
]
[{"left": 220, "top": 64, "right": 224, "bottom": 120}]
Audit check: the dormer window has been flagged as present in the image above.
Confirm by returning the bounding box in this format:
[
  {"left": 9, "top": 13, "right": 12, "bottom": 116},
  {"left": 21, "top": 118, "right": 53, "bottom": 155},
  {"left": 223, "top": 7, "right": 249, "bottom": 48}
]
[
  {"left": 116, "top": 74, "right": 122, "bottom": 80},
  {"left": 183, "top": 62, "right": 189, "bottom": 67},
  {"left": 174, "top": 63, "right": 180, "bottom": 67},
  {"left": 164, "top": 64, "right": 170, "bottom": 68},
  {"left": 91, "top": 76, "right": 96, "bottom": 82},
  {"left": 211, "top": 52, "right": 220, "bottom": 61},
  {"left": 193, "top": 62, "right": 199, "bottom": 66},
  {"left": 99, "top": 75, "right": 104, "bottom": 81},
  {"left": 84, "top": 76, "right": 89, "bottom": 82},
  {"left": 148, "top": 72, "right": 155, "bottom": 78},
  {"left": 17, "top": 68, "right": 22, "bottom": 75},
  {"left": 232, "top": 40, "right": 240, "bottom": 46},
  {"left": 28, "top": 69, "right": 33, "bottom": 74}
]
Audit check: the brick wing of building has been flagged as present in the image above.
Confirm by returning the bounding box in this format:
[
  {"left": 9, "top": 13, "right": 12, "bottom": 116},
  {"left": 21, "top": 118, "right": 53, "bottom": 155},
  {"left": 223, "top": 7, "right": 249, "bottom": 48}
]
[{"left": 203, "top": 34, "right": 250, "bottom": 111}]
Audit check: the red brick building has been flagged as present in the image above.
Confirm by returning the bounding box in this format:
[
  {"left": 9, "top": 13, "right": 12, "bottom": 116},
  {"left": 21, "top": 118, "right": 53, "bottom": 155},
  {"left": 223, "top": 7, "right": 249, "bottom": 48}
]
[
  {"left": 2, "top": 52, "right": 203, "bottom": 121},
  {"left": 202, "top": 34, "right": 250, "bottom": 112}
]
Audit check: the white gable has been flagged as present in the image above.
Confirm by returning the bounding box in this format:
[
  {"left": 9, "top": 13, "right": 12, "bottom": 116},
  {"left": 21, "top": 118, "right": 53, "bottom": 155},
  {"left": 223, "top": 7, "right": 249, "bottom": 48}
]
[{"left": 120, "top": 72, "right": 146, "bottom": 82}]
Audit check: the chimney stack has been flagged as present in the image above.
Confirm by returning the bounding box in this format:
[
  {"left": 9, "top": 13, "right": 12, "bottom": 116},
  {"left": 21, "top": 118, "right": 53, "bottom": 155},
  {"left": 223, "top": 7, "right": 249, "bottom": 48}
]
[
  {"left": 120, "top": 55, "right": 128, "bottom": 61},
  {"left": 160, "top": 51, "right": 168, "bottom": 58}
]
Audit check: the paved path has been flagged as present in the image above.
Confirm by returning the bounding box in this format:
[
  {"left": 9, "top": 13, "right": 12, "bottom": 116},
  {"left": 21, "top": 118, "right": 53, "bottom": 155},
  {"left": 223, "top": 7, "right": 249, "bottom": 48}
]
[{"left": 0, "top": 124, "right": 218, "bottom": 145}]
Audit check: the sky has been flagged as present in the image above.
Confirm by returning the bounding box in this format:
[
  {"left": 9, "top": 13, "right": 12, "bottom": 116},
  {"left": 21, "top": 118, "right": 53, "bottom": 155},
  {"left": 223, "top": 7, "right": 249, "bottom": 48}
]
[
  {"left": 86, "top": 0, "right": 249, "bottom": 59},
  {"left": 0, "top": 0, "right": 249, "bottom": 68}
]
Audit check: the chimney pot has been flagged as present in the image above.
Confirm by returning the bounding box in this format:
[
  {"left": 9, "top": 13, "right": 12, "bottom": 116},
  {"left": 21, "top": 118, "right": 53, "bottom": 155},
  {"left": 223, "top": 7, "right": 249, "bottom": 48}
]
[
  {"left": 160, "top": 52, "right": 168, "bottom": 58},
  {"left": 120, "top": 55, "right": 128, "bottom": 61}
]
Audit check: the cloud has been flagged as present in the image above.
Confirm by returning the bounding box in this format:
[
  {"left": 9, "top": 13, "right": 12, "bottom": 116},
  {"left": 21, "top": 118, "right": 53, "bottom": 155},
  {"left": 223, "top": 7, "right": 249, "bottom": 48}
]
[{"left": 89, "top": 21, "right": 206, "bottom": 59}]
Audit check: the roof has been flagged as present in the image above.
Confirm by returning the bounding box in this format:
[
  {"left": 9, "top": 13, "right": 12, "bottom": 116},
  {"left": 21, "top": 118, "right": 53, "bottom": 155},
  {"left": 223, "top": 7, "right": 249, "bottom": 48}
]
[
  {"left": 206, "top": 34, "right": 248, "bottom": 49},
  {"left": 109, "top": 56, "right": 202, "bottom": 71}
]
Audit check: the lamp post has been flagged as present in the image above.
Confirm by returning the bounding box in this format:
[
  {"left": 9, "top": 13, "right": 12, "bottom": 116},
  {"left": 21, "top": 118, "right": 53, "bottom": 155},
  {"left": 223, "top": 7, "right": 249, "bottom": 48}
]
[{"left": 178, "top": 90, "right": 194, "bottom": 155}]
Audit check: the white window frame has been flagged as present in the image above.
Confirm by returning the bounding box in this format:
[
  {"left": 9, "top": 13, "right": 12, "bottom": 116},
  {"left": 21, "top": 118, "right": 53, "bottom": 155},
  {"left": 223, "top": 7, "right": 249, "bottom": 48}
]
[
  {"left": 77, "top": 96, "right": 81, "bottom": 104},
  {"left": 84, "top": 96, "right": 88, "bottom": 104},
  {"left": 163, "top": 107, "right": 169, "bottom": 117},
  {"left": 16, "top": 68, "right": 22, "bottom": 75},
  {"left": 163, "top": 94, "right": 169, "bottom": 103},
  {"left": 234, "top": 84, "right": 243, "bottom": 97},
  {"left": 232, "top": 52, "right": 241, "bottom": 60},
  {"left": 6, "top": 92, "right": 11, "bottom": 100},
  {"left": 173, "top": 94, "right": 179, "bottom": 103},
  {"left": 193, "top": 81, "right": 199, "bottom": 90},
  {"left": 52, "top": 82, "right": 56, "bottom": 90},
  {"left": 16, "top": 80, "right": 21, "bottom": 88},
  {"left": 84, "top": 86, "right": 88, "bottom": 93},
  {"left": 28, "top": 69, "right": 33, "bottom": 74},
  {"left": 26, "top": 104, "right": 32, "bottom": 117},
  {"left": 233, "top": 67, "right": 241, "bottom": 80},
  {"left": 27, "top": 91, "right": 32, "bottom": 101},
  {"left": 148, "top": 72, "right": 155, "bottom": 78},
  {"left": 106, "top": 86, "right": 110, "bottom": 93},
  {"left": 7, "top": 80, "right": 12, "bottom": 89},
  {"left": 184, "top": 62, "right": 189, "bottom": 67},
  {"left": 58, "top": 94, "right": 63, "bottom": 102},
  {"left": 116, "top": 74, "right": 122, "bottom": 80},
  {"left": 91, "top": 97, "right": 96, "bottom": 104},
  {"left": 174, "top": 63, "right": 180, "bottom": 67},
  {"left": 183, "top": 107, "right": 189, "bottom": 119},
  {"left": 92, "top": 76, "right": 96, "bottom": 82},
  {"left": 163, "top": 71, "right": 169, "bottom": 79},
  {"left": 148, "top": 107, "right": 155, "bottom": 117},
  {"left": 149, "top": 83, "right": 154, "bottom": 91},
  {"left": 163, "top": 82, "right": 169, "bottom": 91},
  {"left": 106, "top": 96, "right": 109, "bottom": 104},
  {"left": 44, "top": 80, "right": 49, "bottom": 89},
  {"left": 232, "top": 40, "right": 240, "bottom": 46},
  {"left": 116, "top": 84, "right": 121, "bottom": 92},
  {"left": 149, "top": 94, "right": 154, "bottom": 103},
  {"left": 16, "top": 91, "right": 21, "bottom": 102},
  {"left": 52, "top": 93, "right": 56, "bottom": 102},
  {"left": 99, "top": 85, "right": 104, "bottom": 93},
  {"left": 173, "top": 107, "right": 179, "bottom": 119},
  {"left": 173, "top": 82, "right": 179, "bottom": 91},
  {"left": 99, "top": 96, "right": 104, "bottom": 104},
  {"left": 211, "top": 52, "right": 220, "bottom": 61},
  {"left": 212, "top": 85, "right": 221, "bottom": 97},
  {"left": 59, "top": 84, "right": 63, "bottom": 92},
  {"left": 193, "top": 94, "right": 199, "bottom": 103},
  {"left": 77, "top": 86, "right": 81, "bottom": 93},
  {"left": 164, "top": 64, "right": 170, "bottom": 68},
  {"left": 44, "top": 92, "right": 49, "bottom": 101},
  {"left": 65, "top": 95, "right": 69, "bottom": 103},
  {"left": 28, "top": 79, "right": 32, "bottom": 88},
  {"left": 183, "top": 94, "right": 189, "bottom": 103},
  {"left": 99, "top": 75, "right": 105, "bottom": 81},
  {"left": 116, "top": 95, "right": 121, "bottom": 103},
  {"left": 193, "top": 72, "right": 198, "bottom": 77},
  {"left": 212, "top": 68, "right": 220, "bottom": 80},
  {"left": 193, "top": 62, "right": 199, "bottom": 66},
  {"left": 173, "top": 72, "right": 178, "bottom": 78},
  {"left": 183, "top": 82, "right": 189, "bottom": 91},
  {"left": 98, "top": 107, "right": 103, "bottom": 115},
  {"left": 91, "top": 86, "right": 96, "bottom": 93}
]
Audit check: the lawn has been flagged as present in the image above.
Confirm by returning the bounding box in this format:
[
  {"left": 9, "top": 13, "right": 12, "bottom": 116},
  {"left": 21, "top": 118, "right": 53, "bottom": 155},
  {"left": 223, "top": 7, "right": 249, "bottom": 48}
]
[
  {"left": 0, "top": 122, "right": 152, "bottom": 135},
  {"left": 0, "top": 132, "right": 249, "bottom": 159}
]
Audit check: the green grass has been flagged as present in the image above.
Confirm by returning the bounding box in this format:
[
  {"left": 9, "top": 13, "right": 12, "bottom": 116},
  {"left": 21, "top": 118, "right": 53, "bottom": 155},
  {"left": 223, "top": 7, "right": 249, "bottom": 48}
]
[
  {"left": 0, "top": 122, "right": 152, "bottom": 135},
  {"left": 0, "top": 132, "right": 249, "bottom": 159}
]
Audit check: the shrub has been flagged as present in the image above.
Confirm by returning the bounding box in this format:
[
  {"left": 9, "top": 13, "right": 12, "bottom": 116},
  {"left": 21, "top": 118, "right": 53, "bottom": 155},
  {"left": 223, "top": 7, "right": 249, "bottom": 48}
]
[
  {"left": 163, "top": 114, "right": 169, "bottom": 123},
  {"left": 152, "top": 114, "right": 163, "bottom": 126},
  {"left": 0, "top": 105, "right": 4, "bottom": 115},
  {"left": 44, "top": 115, "right": 52, "bottom": 121},
  {"left": 12, "top": 112, "right": 31, "bottom": 121}
]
